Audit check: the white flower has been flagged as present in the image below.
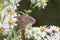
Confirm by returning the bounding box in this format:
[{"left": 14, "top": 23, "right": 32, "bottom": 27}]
[
  {"left": 0, "top": 0, "right": 18, "bottom": 36},
  {"left": 0, "top": 22, "right": 10, "bottom": 35},
  {"left": 30, "top": 0, "right": 48, "bottom": 9},
  {"left": 25, "top": 27, "right": 47, "bottom": 40},
  {"left": 24, "top": 25, "right": 60, "bottom": 40}
]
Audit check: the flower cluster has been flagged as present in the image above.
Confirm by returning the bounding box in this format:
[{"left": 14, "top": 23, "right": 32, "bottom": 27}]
[
  {"left": 0, "top": 0, "right": 21, "bottom": 35},
  {"left": 24, "top": 25, "right": 60, "bottom": 40},
  {"left": 30, "top": 0, "right": 48, "bottom": 9}
]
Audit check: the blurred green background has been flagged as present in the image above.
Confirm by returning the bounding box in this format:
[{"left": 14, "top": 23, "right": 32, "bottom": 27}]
[{"left": 17, "top": 0, "right": 60, "bottom": 26}]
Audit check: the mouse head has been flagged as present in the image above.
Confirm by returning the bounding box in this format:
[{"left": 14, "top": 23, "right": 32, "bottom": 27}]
[{"left": 15, "top": 14, "right": 36, "bottom": 25}]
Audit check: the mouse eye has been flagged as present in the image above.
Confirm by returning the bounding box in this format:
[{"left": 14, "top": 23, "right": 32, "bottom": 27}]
[{"left": 29, "top": 18, "right": 32, "bottom": 21}]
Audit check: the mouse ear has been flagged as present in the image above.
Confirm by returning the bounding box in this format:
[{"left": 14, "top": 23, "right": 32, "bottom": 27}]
[{"left": 20, "top": 18, "right": 25, "bottom": 23}]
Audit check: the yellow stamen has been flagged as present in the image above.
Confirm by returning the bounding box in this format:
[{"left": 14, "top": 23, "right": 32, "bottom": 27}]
[
  {"left": 6, "top": 8, "right": 11, "bottom": 12},
  {"left": 8, "top": 19, "right": 14, "bottom": 25},
  {"left": 40, "top": 26, "right": 45, "bottom": 32},
  {"left": 0, "top": 3, "right": 5, "bottom": 8},
  {"left": 0, "top": 27, "right": 5, "bottom": 32},
  {"left": 41, "top": 0, "right": 47, "bottom": 6},
  {"left": 24, "top": 31, "right": 29, "bottom": 36}
]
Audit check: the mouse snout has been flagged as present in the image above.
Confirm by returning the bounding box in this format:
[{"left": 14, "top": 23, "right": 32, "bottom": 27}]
[{"left": 31, "top": 18, "right": 36, "bottom": 24}]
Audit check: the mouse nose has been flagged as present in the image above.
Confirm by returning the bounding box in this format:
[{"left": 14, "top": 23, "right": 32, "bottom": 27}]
[{"left": 32, "top": 18, "right": 36, "bottom": 24}]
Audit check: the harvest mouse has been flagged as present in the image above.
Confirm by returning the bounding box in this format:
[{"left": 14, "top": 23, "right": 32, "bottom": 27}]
[
  {"left": 15, "top": 14, "right": 36, "bottom": 30},
  {"left": 15, "top": 14, "right": 36, "bottom": 40}
]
